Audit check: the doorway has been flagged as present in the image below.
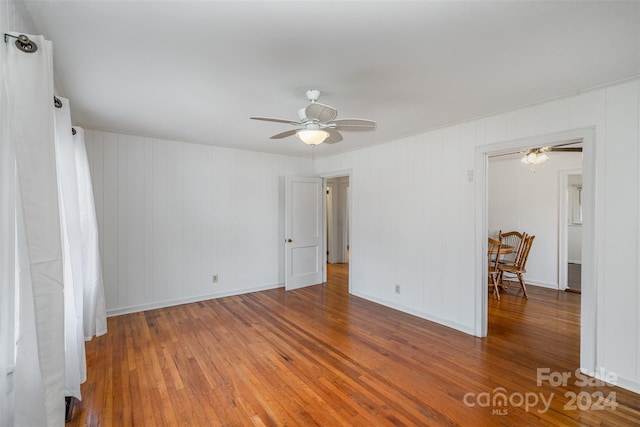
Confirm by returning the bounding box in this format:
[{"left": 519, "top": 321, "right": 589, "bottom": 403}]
[
  {"left": 476, "top": 127, "right": 597, "bottom": 373},
  {"left": 326, "top": 176, "right": 349, "bottom": 265},
  {"left": 559, "top": 171, "right": 583, "bottom": 294},
  {"left": 566, "top": 173, "right": 583, "bottom": 293},
  {"left": 489, "top": 154, "right": 583, "bottom": 295},
  {"left": 321, "top": 171, "right": 351, "bottom": 291}
]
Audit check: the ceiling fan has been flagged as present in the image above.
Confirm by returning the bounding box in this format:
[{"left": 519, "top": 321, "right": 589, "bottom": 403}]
[
  {"left": 250, "top": 90, "right": 376, "bottom": 145},
  {"left": 522, "top": 143, "right": 582, "bottom": 162},
  {"left": 492, "top": 142, "right": 582, "bottom": 159},
  {"left": 489, "top": 141, "right": 582, "bottom": 171},
  {"left": 529, "top": 144, "right": 583, "bottom": 155},
  {"left": 519, "top": 143, "right": 582, "bottom": 171}
]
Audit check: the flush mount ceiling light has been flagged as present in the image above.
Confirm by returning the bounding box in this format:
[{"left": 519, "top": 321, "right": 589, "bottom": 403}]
[{"left": 521, "top": 148, "right": 549, "bottom": 172}]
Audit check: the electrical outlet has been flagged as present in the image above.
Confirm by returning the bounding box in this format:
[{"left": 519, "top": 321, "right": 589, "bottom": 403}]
[
  {"left": 395, "top": 284, "right": 400, "bottom": 294},
  {"left": 212, "top": 274, "right": 219, "bottom": 284}
]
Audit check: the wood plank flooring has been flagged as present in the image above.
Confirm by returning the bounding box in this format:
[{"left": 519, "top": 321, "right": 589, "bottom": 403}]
[{"left": 69, "top": 264, "right": 640, "bottom": 426}]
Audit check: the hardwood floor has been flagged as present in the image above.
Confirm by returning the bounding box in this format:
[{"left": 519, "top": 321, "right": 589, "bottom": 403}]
[{"left": 70, "top": 264, "right": 640, "bottom": 426}]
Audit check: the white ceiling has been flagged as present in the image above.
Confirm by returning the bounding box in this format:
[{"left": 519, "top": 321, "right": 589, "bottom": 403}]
[{"left": 22, "top": 0, "right": 640, "bottom": 158}]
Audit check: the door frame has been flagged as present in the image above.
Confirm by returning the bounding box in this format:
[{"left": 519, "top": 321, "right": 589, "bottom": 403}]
[
  {"left": 319, "top": 169, "right": 352, "bottom": 291},
  {"left": 558, "top": 169, "right": 583, "bottom": 291},
  {"left": 475, "top": 127, "right": 598, "bottom": 373}
]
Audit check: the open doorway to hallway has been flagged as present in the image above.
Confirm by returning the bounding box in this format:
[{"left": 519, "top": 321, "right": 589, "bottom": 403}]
[
  {"left": 564, "top": 172, "right": 583, "bottom": 294},
  {"left": 326, "top": 176, "right": 350, "bottom": 288},
  {"left": 326, "top": 176, "right": 350, "bottom": 265}
]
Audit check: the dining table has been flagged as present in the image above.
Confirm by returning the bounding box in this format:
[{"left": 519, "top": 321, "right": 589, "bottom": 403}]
[{"left": 487, "top": 242, "right": 514, "bottom": 255}]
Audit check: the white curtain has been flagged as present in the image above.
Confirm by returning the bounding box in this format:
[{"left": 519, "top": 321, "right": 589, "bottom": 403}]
[
  {"left": 6, "top": 33, "right": 65, "bottom": 426},
  {"left": 0, "top": 35, "right": 18, "bottom": 427},
  {"left": 4, "top": 33, "right": 108, "bottom": 426},
  {"left": 54, "top": 97, "right": 86, "bottom": 400},
  {"left": 54, "top": 102, "right": 108, "bottom": 399},
  {"left": 73, "top": 127, "right": 107, "bottom": 340}
]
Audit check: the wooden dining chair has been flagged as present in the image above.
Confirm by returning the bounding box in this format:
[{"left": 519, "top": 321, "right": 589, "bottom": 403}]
[
  {"left": 498, "top": 235, "right": 535, "bottom": 299},
  {"left": 498, "top": 230, "right": 525, "bottom": 265},
  {"left": 487, "top": 237, "right": 503, "bottom": 300}
]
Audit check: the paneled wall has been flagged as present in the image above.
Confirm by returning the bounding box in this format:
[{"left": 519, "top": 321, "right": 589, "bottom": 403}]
[
  {"left": 568, "top": 225, "right": 582, "bottom": 264},
  {"left": 489, "top": 152, "right": 583, "bottom": 288},
  {"left": 84, "top": 130, "right": 314, "bottom": 315},
  {"left": 315, "top": 79, "right": 640, "bottom": 393},
  {"left": 317, "top": 124, "right": 478, "bottom": 332}
]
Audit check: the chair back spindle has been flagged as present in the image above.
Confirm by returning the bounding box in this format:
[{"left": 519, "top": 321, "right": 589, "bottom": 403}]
[
  {"left": 497, "top": 234, "right": 535, "bottom": 299},
  {"left": 498, "top": 230, "right": 525, "bottom": 264}
]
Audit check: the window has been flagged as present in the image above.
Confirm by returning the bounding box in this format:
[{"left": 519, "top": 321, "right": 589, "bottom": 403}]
[{"left": 569, "top": 184, "right": 583, "bottom": 224}]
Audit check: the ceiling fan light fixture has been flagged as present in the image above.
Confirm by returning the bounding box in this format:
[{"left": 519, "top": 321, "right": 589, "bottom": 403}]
[
  {"left": 251, "top": 89, "right": 375, "bottom": 145},
  {"left": 297, "top": 129, "right": 329, "bottom": 145},
  {"left": 521, "top": 149, "right": 549, "bottom": 165}
]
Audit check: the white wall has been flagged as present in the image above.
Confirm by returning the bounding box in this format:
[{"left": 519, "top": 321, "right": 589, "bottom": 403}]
[
  {"left": 84, "top": 130, "right": 314, "bottom": 315},
  {"left": 317, "top": 125, "right": 478, "bottom": 333},
  {"left": 315, "top": 79, "right": 640, "bottom": 393},
  {"left": 488, "top": 152, "right": 583, "bottom": 288},
  {"left": 568, "top": 225, "right": 582, "bottom": 263}
]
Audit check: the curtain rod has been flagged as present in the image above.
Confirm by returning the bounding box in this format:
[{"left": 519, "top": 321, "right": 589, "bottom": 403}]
[{"left": 3, "top": 33, "right": 38, "bottom": 53}]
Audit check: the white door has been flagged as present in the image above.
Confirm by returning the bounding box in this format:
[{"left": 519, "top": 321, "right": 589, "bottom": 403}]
[{"left": 285, "top": 176, "right": 324, "bottom": 290}]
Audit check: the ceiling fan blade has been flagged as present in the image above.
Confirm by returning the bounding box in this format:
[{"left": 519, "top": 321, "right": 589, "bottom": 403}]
[
  {"left": 324, "top": 128, "right": 343, "bottom": 144},
  {"left": 250, "top": 116, "right": 301, "bottom": 125},
  {"left": 328, "top": 119, "right": 376, "bottom": 132},
  {"left": 270, "top": 129, "right": 299, "bottom": 139},
  {"left": 305, "top": 102, "right": 338, "bottom": 123},
  {"left": 549, "top": 147, "right": 582, "bottom": 152}
]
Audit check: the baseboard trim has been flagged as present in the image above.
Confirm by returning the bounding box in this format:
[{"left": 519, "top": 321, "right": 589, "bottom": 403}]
[
  {"left": 106, "top": 282, "right": 285, "bottom": 317},
  {"left": 350, "top": 290, "right": 475, "bottom": 336},
  {"left": 510, "top": 279, "right": 559, "bottom": 290},
  {"left": 579, "top": 368, "right": 640, "bottom": 395}
]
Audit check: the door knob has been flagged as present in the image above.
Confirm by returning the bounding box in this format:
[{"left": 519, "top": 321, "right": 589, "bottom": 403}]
[{"left": 287, "top": 239, "right": 293, "bottom": 243}]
